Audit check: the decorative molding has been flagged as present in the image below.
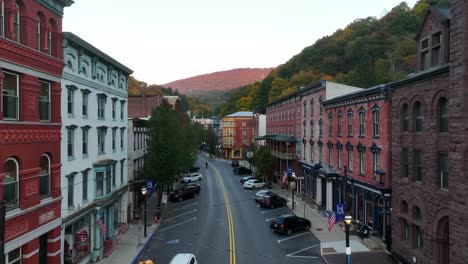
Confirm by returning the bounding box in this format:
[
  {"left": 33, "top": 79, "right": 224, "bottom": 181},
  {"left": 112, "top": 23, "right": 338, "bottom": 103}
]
[
  {"left": 357, "top": 142, "right": 366, "bottom": 151},
  {"left": 370, "top": 143, "right": 381, "bottom": 153},
  {"left": 346, "top": 141, "right": 353, "bottom": 150},
  {"left": 0, "top": 129, "right": 60, "bottom": 144},
  {"left": 63, "top": 72, "right": 127, "bottom": 98}
]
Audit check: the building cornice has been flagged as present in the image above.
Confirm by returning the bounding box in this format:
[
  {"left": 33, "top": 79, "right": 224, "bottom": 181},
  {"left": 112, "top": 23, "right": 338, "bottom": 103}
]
[{"left": 63, "top": 72, "right": 127, "bottom": 98}]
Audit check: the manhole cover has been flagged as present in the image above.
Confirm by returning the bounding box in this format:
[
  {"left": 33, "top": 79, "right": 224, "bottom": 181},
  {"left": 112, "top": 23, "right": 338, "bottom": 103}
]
[{"left": 316, "top": 228, "right": 323, "bottom": 231}]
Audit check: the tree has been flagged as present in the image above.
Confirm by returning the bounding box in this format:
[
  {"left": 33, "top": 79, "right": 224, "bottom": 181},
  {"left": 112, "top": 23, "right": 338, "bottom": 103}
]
[{"left": 254, "top": 146, "right": 275, "bottom": 184}]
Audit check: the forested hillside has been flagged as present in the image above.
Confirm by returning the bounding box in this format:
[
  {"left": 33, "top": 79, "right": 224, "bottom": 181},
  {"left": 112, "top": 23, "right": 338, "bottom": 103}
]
[{"left": 215, "top": 0, "right": 450, "bottom": 116}]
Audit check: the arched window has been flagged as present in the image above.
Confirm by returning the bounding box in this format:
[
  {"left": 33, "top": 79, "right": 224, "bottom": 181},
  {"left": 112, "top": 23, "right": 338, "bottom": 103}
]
[
  {"left": 358, "top": 108, "right": 365, "bottom": 137},
  {"left": 303, "top": 101, "right": 307, "bottom": 117},
  {"left": 414, "top": 102, "right": 423, "bottom": 132},
  {"left": 319, "top": 119, "right": 323, "bottom": 138},
  {"left": 0, "top": 1, "right": 4, "bottom": 37},
  {"left": 328, "top": 113, "right": 333, "bottom": 136},
  {"left": 401, "top": 104, "right": 409, "bottom": 132},
  {"left": 439, "top": 98, "right": 448, "bottom": 132},
  {"left": 39, "top": 154, "right": 50, "bottom": 197},
  {"left": 3, "top": 158, "right": 19, "bottom": 208},
  {"left": 337, "top": 112, "right": 343, "bottom": 136},
  {"left": 48, "top": 20, "right": 55, "bottom": 56},
  {"left": 37, "top": 15, "right": 41, "bottom": 50},
  {"left": 310, "top": 99, "right": 314, "bottom": 116},
  {"left": 13, "top": 3, "right": 20, "bottom": 42},
  {"left": 401, "top": 200, "right": 408, "bottom": 215}
]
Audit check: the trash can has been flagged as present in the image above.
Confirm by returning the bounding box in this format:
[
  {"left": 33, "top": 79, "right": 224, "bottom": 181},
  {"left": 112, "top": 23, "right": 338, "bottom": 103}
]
[{"left": 359, "top": 224, "right": 370, "bottom": 239}]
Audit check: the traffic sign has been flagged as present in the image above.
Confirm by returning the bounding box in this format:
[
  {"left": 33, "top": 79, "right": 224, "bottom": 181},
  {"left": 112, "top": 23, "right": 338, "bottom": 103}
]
[
  {"left": 247, "top": 151, "right": 254, "bottom": 159},
  {"left": 146, "top": 180, "right": 154, "bottom": 194}
]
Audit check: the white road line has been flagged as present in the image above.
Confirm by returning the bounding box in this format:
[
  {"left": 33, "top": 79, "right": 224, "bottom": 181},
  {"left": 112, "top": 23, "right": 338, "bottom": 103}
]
[
  {"left": 169, "top": 203, "right": 198, "bottom": 213},
  {"left": 159, "top": 217, "right": 197, "bottom": 232},
  {"left": 166, "top": 209, "right": 197, "bottom": 221},
  {"left": 265, "top": 218, "right": 275, "bottom": 222},
  {"left": 286, "top": 244, "right": 320, "bottom": 258},
  {"left": 277, "top": 232, "right": 309, "bottom": 243},
  {"left": 262, "top": 208, "right": 286, "bottom": 214}
]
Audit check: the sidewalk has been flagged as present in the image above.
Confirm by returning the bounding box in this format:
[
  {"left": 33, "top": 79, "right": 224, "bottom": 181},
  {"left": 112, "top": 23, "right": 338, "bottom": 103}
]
[
  {"left": 99, "top": 192, "right": 160, "bottom": 264},
  {"left": 271, "top": 183, "right": 384, "bottom": 255}
]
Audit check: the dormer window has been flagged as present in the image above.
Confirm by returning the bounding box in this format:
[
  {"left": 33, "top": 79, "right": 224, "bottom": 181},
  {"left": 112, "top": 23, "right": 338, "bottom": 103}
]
[
  {"left": 420, "top": 37, "right": 430, "bottom": 70},
  {"left": 431, "top": 32, "right": 441, "bottom": 66}
]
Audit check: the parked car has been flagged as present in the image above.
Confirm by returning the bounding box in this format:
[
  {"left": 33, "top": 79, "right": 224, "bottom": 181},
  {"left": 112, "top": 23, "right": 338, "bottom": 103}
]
[
  {"left": 182, "top": 173, "right": 203, "bottom": 183},
  {"left": 170, "top": 184, "right": 201, "bottom": 202},
  {"left": 184, "top": 166, "right": 200, "bottom": 173},
  {"left": 259, "top": 194, "right": 287, "bottom": 209},
  {"left": 169, "top": 253, "right": 198, "bottom": 264},
  {"left": 253, "top": 190, "right": 275, "bottom": 203},
  {"left": 231, "top": 160, "right": 240, "bottom": 167},
  {"left": 270, "top": 214, "right": 311, "bottom": 235},
  {"left": 243, "top": 179, "right": 266, "bottom": 189},
  {"left": 233, "top": 166, "right": 252, "bottom": 175},
  {"left": 240, "top": 176, "right": 255, "bottom": 184}
]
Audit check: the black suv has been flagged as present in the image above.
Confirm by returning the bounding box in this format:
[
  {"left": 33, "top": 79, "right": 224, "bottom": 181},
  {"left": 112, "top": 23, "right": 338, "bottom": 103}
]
[
  {"left": 169, "top": 184, "right": 201, "bottom": 202},
  {"left": 259, "top": 194, "right": 287, "bottom": 209},
  {"left": 233, "top": 166, "right": 252, "bottom": 175},
  {"left": 270, "top": 214, "right": 311, "bottom": 235}
]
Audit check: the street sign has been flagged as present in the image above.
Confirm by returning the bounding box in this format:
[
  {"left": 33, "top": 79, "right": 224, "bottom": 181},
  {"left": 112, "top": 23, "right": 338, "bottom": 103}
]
[
  {"left": 247, "top": 151, "right": 254, "bottom": 159},
  {"left": 336, "top": 203, "right": 345, "bottom": 222},
  {"left": 146, "top": 180, "right": 154, "bottom": 194},
  {"left": 297, "top": 176, "right": 305, "bottom": 180}
]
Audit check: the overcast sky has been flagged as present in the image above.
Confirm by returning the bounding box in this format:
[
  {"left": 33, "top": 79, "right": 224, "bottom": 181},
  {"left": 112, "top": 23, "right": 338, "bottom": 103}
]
[{"left": 63, "top": 0, "right": 418, "bottom": 85}]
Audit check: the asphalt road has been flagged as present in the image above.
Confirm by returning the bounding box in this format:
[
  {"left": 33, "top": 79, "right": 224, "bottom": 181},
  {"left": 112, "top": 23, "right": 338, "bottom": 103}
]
[{"left": 139, "top": 154, "right": 324, "bottom": 264}]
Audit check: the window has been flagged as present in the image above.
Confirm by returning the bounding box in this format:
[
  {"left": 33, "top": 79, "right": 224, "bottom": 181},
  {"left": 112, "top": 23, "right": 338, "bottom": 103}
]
[
  {"left": 39, "top": 154, "right": 50, "bottom": 198},
  {"left": 82, "top": 170, "right": 88, "bottom": 202},
  {"left": 3, "top": 158, "right": 19, "bottom": 208},
  {"left": 67, "top": 88, "right": 74, "bottom": 116},
  {"left": 120, "top": 101, "right": 125, "bottom": 120},
  {"left": 121, "top": 128, "right": 125, "bottom": 149},
  {"left": 329, "top": 146, "right": 333, "bottom": 166},
  {"left": 82, "top": 91, "right": 89, "bottom": 117},
  {"left": 347, "top": 149, "right": 353, "bottom": 171},
  {"left": 0, "top": 1, "right": 4, "bottom": 37},
  {"left": 106, "top": 165, "right": 112, "bottom": 194},
  {"left": 48, "top": 21, "right": 52, "bottom": 55},
  {"left": 414, "top": 102, "right": 422, "bottom": 132},
  {"left": 6, "top": 247, "right": 21, "bottom": 264},
  {"left": 359, "top": 149, "right": 365, "bottom": 175},
  {"left": 337, "top": 112, "right": 343, "bottom": 136},
  {"left": 310, "top": 100, "right": 314, "bottom": 116},
  {"left": 347, "top": 111, "right": 353, "bottom": 136},
  {"left": 39, "top": 81, "right": 51, "bottom": 121},
  {"left": 97, "top": 94, "right": 107, "bottom": 119},
  {"left": 403, "top": 219, "right": 409, "bottom": 240},
  {"left": 67, "top": 128, "right": 75, "bottom": 158},
  {"left": 328, "top": 113, "right": 333, "bottom": 136},
  {"left": 319, "top": 119, "right": 323, "bottom": 137},
  {"left": 112, "top": 98, "right": 117, "bottom": 119},
  {"left": 319, "top": 143, "right": 323, "bottom": 162},
  {"left": 415, "top": 226, "right": 424, "bottom": 249},
  {"left": 439, "top": 153, "right": 448, "bottom": 189},
  {"left": 37, "top": 15, "right": 41, "bottom": 50},
  {"left": 439, "top": 98, "right": 448, "bottom": 132},
  {"left": 112, "top": 128, "right": 116, "bottom": 151},
  {"left": 82, "top": 128, "right": 89, "bottom": 156},
  {"left": 112, "top": 163, "right": 116, "bottom": 186},
  {"left": 96, "top": 171, "right": 104, "bottom": 197},
  {"left": 373, "top": 151, "right": 380, "bottom": 181},
  {"left": 402, "top": 104, "right": 409, "bottom": 132},
  {"left": 98, "top": 127, "right": 107, "bottom": 154},
  {"left": 402, "top": 148, "right": 409, "bottom": 178},
  {"left": 359, "top": 110, "right": 365, "bottom": 136},
  {"left": 303, "top": 121, "right": 306, "bottom": 137},
  {"left": 13, "top": 3, "right": 20, "bottom": 42},
  {"left": 303, "top": 101, "right": 307, "bottom": 117},
  {"left": 2, "top": 72, "right": 19, "bottom": 120},
  {"left": 373, "top": 108, "right": 380, "bottom": 137},
  {"left": 337, "top": 146, "right": 342, "bottom": 168},
  {"left": 431, "top": 32, "right": 441, "bottom": 67},
  {"left": 120, "top": 160, "right": 125, "bottom": 184},
  {"left": 67, "top": 173, "right": 75, "bottom": 209},
  {"left": 310, "top": 120, "right": 314, "bottom": 138},
  {"left": 415, "top": 150, "right": 423, "bottom": 181}
]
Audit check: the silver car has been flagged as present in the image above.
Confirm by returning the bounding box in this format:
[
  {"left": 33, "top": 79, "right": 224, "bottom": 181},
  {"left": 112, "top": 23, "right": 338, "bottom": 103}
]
[{"left": 253, "top": 190, "right": 275, "bottom": 203}]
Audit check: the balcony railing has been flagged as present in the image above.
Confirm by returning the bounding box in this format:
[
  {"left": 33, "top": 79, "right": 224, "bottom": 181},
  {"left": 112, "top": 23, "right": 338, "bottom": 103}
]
[{"left": 271, "top": 150, "right": 296, "bottom": 160}]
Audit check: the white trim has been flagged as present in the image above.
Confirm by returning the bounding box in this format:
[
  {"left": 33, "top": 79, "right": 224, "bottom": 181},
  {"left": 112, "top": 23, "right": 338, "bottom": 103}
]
[
  {"left": 5, "top": 218, "right": 61, "bottom": 254},
  {"left": 47, "top": 250, "right": 61, "bottom": 257},
  {"left": 22, "top": 248, "right": 39, "bottom": 259},
  {"left": 0, "top": 59, "right": 62, "bottom": 81},
  {"left": 6, "top": 196, "right": 61, "bottom": 220},
  {"left": 47, "top": 236, "right": 61, "bottom": 243}
]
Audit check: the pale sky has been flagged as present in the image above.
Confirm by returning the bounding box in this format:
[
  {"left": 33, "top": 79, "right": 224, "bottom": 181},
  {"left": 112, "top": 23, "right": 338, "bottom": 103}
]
[{"left": 63, "top": 0, "right": 418, "bottom": 85}]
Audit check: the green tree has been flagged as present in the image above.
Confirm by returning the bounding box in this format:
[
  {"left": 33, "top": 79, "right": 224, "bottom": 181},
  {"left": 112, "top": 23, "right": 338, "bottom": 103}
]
[{"left": 254, "top": 146, "right": 275, "bottom": 184}]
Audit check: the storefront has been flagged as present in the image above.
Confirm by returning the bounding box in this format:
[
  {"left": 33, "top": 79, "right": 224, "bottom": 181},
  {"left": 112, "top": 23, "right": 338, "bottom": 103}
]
[{"left": 63, "top": 209, "right": 93, "bottom": 264}]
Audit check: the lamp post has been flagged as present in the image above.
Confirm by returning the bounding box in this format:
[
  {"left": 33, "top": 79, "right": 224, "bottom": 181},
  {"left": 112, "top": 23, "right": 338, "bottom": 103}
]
[
  {"left": 345, "top": 214, "right": 352, "bottom": 264},
  {"left": 141, "top": 186, "right": 148, "bottom": 237}
]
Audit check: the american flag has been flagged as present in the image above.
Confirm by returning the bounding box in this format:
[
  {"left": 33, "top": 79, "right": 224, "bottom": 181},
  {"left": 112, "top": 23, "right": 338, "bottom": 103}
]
[
  {"left": 327, "top": 210, "right": 336, "bottom": 232},
  {"left": 97, "top": 217, "right": 106, "bottom": 238},
  {"left": 282, "top": 171, "right": 288, "bottom": 184}
]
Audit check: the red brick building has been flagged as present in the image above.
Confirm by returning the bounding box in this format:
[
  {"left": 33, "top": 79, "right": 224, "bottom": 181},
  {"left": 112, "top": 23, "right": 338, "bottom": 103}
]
[
  {"left": 322, "top": 85, "right": 391, "bottom": 242},
  {"left": 221, "top": 111, "right": 253, "bottom": 159},
  {"left": 389, "top": 4, "right": 467, "bottom": 264},
  {"left": 0, "top": 0, "right": 73, "bottom": 263}
]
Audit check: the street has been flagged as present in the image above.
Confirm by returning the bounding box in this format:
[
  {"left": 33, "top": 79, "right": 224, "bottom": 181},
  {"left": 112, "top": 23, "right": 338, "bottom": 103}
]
[{"left": 139, "top": 154, "right": 324, "bottom": 264}]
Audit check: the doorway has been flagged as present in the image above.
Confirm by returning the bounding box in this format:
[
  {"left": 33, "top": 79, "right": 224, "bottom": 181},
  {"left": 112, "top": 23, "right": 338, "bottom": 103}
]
[{"left": 39, "top": 234, "right": 48, "bottom": 264}]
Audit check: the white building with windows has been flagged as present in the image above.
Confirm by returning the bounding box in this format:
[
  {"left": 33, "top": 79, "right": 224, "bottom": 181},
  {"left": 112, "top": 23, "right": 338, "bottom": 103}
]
[{"left": 60, "top": 32, "right": 133, "bottom": 263}]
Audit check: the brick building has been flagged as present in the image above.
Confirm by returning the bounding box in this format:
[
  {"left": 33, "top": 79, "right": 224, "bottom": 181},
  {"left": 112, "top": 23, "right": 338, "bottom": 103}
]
[
  {"left": 221, "top": 111, "right": 253, "bottom": 159},
  {"left": 0, "top": 0, "right": 73, "bottom": 263},
  {"left": 322, "top": 85, "right": 391, "bottom": 242},
  {"left": 389, "top": 4, "right": 467, "bottom": 264}
]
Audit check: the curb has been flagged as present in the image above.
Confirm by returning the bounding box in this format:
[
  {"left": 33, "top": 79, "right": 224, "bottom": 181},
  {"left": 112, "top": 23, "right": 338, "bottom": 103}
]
[{"left": 130, "top": 222, "right": 160, "bottom": 264}]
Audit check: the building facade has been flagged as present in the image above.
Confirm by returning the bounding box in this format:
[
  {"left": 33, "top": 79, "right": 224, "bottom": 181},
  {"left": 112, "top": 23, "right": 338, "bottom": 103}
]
[
  {"left": 0, "top": 0, "right": 73, "bottom": 263},
  {"left": 389, "top": 5, "right": 467, "bottom": 264},
  {"left": 222, "top": 111, "right": 253, "bottom": 159},
  {"left": 61, "top": 32, "right": 133, "bottom": 263},
  {"left": 322, "top": 86, "right": 391, "bottom": 242}
]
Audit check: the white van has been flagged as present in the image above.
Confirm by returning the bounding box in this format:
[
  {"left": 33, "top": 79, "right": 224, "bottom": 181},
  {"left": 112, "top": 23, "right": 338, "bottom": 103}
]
[{"left": 169, "top": 253, "right": 198, "bottom": 264}]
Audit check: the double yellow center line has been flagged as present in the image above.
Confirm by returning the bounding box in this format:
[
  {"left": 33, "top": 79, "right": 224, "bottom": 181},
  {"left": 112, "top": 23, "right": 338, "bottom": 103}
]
[{"left": 209, "top": 160, "right": 236, "bottom": 264}]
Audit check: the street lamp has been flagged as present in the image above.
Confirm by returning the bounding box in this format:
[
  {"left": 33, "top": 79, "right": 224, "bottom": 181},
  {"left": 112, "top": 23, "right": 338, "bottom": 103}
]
[
  {"left": 141, "top": 186, "right": 148, "bottom": 237},
  {"left": 345, "top": 214, "right": 352, "bottom": 264}
]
